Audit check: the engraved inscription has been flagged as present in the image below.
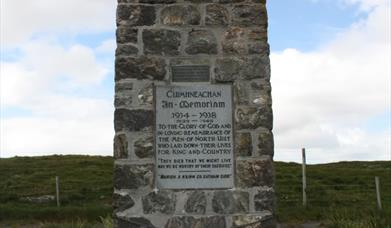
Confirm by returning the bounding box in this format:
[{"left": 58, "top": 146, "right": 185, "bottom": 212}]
[{"left": 155, "top": 85, "right": 234, "bottom": 189}]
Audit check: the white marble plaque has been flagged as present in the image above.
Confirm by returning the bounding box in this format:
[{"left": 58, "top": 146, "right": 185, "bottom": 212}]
[{"left": 155, "top": 85, "right": 234, "bottom": 189}]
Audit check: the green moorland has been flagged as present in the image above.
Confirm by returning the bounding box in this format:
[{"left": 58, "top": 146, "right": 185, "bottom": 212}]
[{"left": 0, "top": 155, "right": 389, "bottom": 227}]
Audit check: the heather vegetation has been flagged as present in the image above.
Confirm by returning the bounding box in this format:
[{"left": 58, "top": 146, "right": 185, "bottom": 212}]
[{"left": 0, "top": 155, "right": 389, "bottom": 227}]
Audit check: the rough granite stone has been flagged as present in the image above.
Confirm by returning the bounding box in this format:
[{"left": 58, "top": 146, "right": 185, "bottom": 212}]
[
  {"left": 250, "top": 80, "right": 272, "bottom": 105},
  {"left": 232, "top": 4, "right": 267, "bottom": 27},
  {"left": 235, "top": 132, "right": 252, "bottom": 157},
  {"left": 165, "top": 216, "right": 226, "bottom": 228},
  {"left": 114, "top": 94, "right": 132, "bottom": 108},
  {"left": 185, "top": 191, "right": 207, "bottom": 214},
  {"left": 138, "top": 83, "right": 154, "bottom": 105},
  {"left": 257, "top": 129, "right": 274, "bottom": 156},
  {"left": 116, "top": 44, "right": 138, "bottom": 56},
  {"left": 140, "top": 0, "right": 176, "bottom": 3},
  {"left": 232, "top": 214, "right": 275, "bottom": 228},
  {"left": 114, "top": 164, "right": 154, "bottom": 189},
  {"left": 160, "top": 5, "right": 200, "bottom": 26},
  {"left": 233, "top": 81, "right": 250, "bottom": 105},
  {"left": 113, "top": 193, "right": 135, "bottom": 212},
  {"left": 250, "top": 93, "right": 271, "bottom": 107},
  {"left": 250, "top": 79, "right": 271, "bottom": 92},
  {"left": 116, "top": 27, "right": 138, "bottom": 44},
  {"left": 143, "top": 29, "right": 181, "bottom": 56},
  {"left": 114, "top": 134, "right": 128, "bottom": 159},
  {"left": 248, "top": 28, "right": 268, "bottom": 42},
  {"left": 115, "top": 56, "right": 166, "bottom": 81},
  {"left": 115, "top": 81, "right": 133, "bottom": 107},
  {"left": 117, "top": 5, "right": 156, "bottom": 26},
  {"left": 118, "top": 0, "right": 138, "bottom": 3},
  {"left": 114, "top": 109, "right": 154, "bottom": 132},
  {"left": 117, "top": 217, "right": 156, "bottom": 228},
  {"left": 212, "top": 191, "right": 249, "bottom": 214},
  {"left": 142, "top": 191, "right": 176, "bottom": 214},
  {"left": 205, "top": 4, "right": 229, "bottom": 26},
  {"left": 254, "top": 189, "right": 275, "bottom": 212},
  {"left": 134, "top": 135, "right": 154, "bottom": 158},
  {"left": 236, "top": 159, "right": 273, "bottom": 188},
  {"left": 217, "top": 0, "right": 245, "bottom": 3},
  {"left": 248, "top": 42, "right": 270, "bottom": 55},
  {"left": 243, "top": 56, "right": 270, "bottom": 79},
  {"left": 235, "top": 106, "right": 273, "bottom": 130},
  {"left": 185, "top": 0, "right": 213, "bottom": 3},
  {"left": 215, "top": 57, "right": 244, "bottom": 82},
  {"left": 115, "top": 81, "right": 133, "bottom": 92},
  {"left": 185, "top": 30, "right": 217, "bottom": 55},
  {"left": 222, "top": 27, "right": 247, "bottom": 55}
]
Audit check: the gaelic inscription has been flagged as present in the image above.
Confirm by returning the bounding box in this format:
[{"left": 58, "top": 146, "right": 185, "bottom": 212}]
[{"left": 155, "top": 85, "right": 234, "bottom": 189}]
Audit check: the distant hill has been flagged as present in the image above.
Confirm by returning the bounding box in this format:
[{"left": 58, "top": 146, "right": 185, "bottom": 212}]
[{"left": 0, "top": 155, "right": 389, "bottom": 226}]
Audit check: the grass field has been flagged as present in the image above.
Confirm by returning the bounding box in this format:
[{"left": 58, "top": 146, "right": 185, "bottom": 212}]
[{"left": 0, "top": 155, "right": 390, "bottom": 227}]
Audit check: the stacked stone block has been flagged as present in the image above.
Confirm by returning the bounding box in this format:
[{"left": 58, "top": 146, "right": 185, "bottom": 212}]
[{"left": 114, "top": 0, "right": 275, "bottom": 227}]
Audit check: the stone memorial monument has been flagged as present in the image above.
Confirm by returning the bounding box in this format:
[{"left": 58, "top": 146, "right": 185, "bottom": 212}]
[{"left": 113, "top": 0, "right": 275, "bottom": 226}]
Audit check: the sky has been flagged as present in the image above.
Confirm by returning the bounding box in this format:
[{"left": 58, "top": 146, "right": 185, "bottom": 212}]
[{"left": 0, "top": 0, "right": 390, "bottom": 163}]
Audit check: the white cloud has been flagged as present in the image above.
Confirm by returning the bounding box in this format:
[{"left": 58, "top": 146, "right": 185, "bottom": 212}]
[
  {"left": 0, "top": 39, "right": 113, "bottom": 157},
  {"left": 1, "top": 40, "right": 108, "bottom": 107},
  {"left": 341, "top": 0, "right": 387, "bottom": 11},
  {"left": 271, "top": 1, "right": 390, "bottom": 163},
  {"left": 0, "top": 0, "right": 116, "bottom": 45},
  {"left": 96, "top": 39, "right": 116, "bottom": 54}
]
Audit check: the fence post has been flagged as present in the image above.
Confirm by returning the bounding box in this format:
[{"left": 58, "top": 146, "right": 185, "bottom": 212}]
[
  {"left": 375, "top": 176, "right": 382, "bottom": 210},
  {"left": 302, "top": 148, "right": 307, "bottom": 207},
  {"left": 56, "top": 176, "right": 60, "bottom": 207}
]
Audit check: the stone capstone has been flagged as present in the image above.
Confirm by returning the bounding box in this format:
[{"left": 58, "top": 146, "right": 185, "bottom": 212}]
[
  {"left": 165, "top": 216, "right": 226, "bottom": 228},
  {"left": 235, "top": 106, "right": 273, "bottom": 130},
  {"left": 235, "top": 132, "right": 252, "bottom": 157},
  {"left": 114, "top": 164, "right": 154, "bottom": 189},
  {"left": 115, "top": 56, "right": 166, "bottom": 81},
  {"left": 222, "top": 27, "right": 247, "bottom": 55},
  {"left": 114, "top": 109, "right": 154, "bottom": 132},
  {"left": 143, "top": 29, "right": 181, "bottom": 56},
  {"left": 113, "top": 193, "right": 135, "bottom": 212},
  {"left": 254, "top": 188, "right": 274, "bottom": 212},
  {"left": 205, "top": 4, "right": 229, "bottom": 25},
  {"left": 184, "top": 191, "right": 207, "bottom": 214},
  {"left": 232, "top": 4, "right": 267, "bottom": 27},
  {"left": 142, "top": 191, "right": 176, "bottom": 214},
  {"left": 236, "top": 159, "right": 273, "bottom": 188},
  {"left": 160, "top": 5, "right": 200, "bottom": 26},
  {"left": 134, "top": 135, "right": 154, "bottom": 158},
  {"left": 212, "top": 190, "right": 249, "bottom": 214},
  {"left": 185, "top": 30, "right": 217, "bottom": 54},
  {"left": 114, "top": 134, "right": 128, "bottom": 159},
  {"left": 257, "top": 129, "right": 274, "bottom": 156},
  {"left": 117, "top": 217, "right": 156, "bottom": 228},
  {"left": 117, "top": 5, "right": 156, "bottom": 26}
]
